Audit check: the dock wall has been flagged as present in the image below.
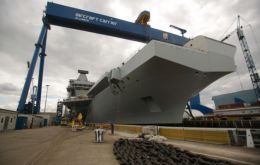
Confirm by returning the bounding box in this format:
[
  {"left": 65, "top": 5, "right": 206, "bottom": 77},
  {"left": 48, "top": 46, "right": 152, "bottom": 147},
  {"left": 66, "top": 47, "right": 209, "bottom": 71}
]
[{"left": 104, "top": 124, "right": 231, "bottom": 145}]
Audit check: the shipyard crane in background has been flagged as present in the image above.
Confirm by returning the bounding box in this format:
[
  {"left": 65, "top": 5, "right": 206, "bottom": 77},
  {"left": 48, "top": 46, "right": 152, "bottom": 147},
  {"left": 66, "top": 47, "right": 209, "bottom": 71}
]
[
  {"left": 221, "top": 15, "right": 260, "bottom": 101},
  {"left": 17, "top": 2, "right": 189, "bottom": 113}
]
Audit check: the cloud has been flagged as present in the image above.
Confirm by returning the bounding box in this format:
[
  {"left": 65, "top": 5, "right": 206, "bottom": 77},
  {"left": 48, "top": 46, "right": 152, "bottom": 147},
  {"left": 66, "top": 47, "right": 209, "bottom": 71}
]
[{"left": 0, "top": 83, "right": 20, "bottom": 95}]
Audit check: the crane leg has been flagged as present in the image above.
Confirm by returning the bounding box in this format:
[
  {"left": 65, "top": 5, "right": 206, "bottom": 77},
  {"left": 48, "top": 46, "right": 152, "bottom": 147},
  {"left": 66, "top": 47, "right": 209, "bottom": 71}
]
[
  {"left": 35, "top": 30, "right": 48, "bottom": 114},
  {"left": 17, "top": 24, "right": 48, "bottom": 113}
]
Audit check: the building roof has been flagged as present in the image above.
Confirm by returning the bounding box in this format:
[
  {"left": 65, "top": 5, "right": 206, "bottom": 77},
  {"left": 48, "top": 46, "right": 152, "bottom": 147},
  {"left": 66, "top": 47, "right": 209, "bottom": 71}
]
[{"left": 0, "top": 108, "right": 17, "bottom": 114}]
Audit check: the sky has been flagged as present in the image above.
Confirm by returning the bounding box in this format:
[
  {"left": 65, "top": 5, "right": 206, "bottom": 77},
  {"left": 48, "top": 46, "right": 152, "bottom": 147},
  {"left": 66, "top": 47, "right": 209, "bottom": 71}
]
[{"left": 0, "top": 0, "right": 259, "bottom": 112}]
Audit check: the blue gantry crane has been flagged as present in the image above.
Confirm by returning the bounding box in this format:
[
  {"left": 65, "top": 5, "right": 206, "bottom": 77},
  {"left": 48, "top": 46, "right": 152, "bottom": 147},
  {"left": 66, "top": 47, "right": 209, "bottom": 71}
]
[
  {"left": 17, "top": 2, "right": 189, "bottom": 113},
  {"left": 189, "top": 94, "right": 213, "bottom": 115}
]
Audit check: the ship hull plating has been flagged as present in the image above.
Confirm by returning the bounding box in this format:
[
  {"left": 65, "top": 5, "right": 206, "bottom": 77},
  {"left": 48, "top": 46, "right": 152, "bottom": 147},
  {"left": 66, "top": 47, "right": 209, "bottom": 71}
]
[
  {"left": 86, "top": 57, "right": 226, "bottom": 124},
  {"left": 84, "top": 37, "right": 236, "bottom": 124}
]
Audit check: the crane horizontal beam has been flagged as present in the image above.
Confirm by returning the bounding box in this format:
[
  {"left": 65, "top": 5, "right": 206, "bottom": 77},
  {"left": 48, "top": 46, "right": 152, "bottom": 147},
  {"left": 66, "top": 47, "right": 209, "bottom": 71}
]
[{"left": 45, "top": 2, "right": 189, "bottom": 46}]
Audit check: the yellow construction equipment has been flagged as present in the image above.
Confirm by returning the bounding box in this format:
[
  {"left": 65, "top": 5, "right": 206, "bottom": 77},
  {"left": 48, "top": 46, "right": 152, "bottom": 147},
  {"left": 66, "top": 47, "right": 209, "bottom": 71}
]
[
  {"left": 71, "top": 113, "right": 84, "bottom": 131},
  {"left": 60, "top": 118, "right": 68, "bottom": 126},
  {"left": 135, "top": 11, "right": 150, "bottom": 25}
]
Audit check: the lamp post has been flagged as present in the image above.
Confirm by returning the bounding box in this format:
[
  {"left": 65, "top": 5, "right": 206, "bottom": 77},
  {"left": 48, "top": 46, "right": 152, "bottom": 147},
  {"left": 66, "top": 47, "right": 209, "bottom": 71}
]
[{"left": 44, "top": 85, "right": 50, "bottom": 113}]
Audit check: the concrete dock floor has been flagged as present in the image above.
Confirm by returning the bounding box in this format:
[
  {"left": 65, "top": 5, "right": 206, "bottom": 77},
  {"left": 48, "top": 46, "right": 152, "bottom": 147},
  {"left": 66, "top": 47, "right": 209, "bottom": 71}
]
[
  {"left": 166, "top": 139, "right": 260, "bottom": 165},
  {"left": 0, "top": 127, "right": 260, "bottom": 165}
]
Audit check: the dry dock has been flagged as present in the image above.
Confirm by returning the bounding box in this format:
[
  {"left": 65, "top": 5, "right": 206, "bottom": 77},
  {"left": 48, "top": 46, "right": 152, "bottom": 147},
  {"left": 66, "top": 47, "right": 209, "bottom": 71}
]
[{"left": 0, "top": 127, "right": 260, "bottom": 165}]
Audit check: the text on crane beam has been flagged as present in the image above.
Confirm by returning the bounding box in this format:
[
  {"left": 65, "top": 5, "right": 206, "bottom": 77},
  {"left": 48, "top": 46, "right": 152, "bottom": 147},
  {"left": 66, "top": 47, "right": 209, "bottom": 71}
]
[{"left": 75, "top": 13, "right": 118, "bottom": 26}]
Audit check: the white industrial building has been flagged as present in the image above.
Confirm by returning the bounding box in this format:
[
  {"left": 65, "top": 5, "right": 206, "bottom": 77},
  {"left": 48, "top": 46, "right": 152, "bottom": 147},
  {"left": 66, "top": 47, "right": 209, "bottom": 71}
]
[
  {"left": 37, "top": 112, "right": 56, "bottom": 126},
  {"left": 0, "top": 109, "right": 17, "bottom": 131}
]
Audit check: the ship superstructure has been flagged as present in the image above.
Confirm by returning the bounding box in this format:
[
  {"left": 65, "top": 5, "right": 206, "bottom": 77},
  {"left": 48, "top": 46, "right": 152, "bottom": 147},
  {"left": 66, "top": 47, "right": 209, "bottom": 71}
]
[
  {"left": 63, "top": 70, "right": 94, "bottom": 115},
  {"left": 67, "top": 70, "right": 94, "bottom": 98}
]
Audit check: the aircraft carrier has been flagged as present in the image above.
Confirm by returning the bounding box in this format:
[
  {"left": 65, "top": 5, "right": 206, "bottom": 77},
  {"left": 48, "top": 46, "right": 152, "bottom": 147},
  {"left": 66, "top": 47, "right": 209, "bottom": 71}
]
[{"left": 64, "top": 36, "right": 236, "bottom": 124}]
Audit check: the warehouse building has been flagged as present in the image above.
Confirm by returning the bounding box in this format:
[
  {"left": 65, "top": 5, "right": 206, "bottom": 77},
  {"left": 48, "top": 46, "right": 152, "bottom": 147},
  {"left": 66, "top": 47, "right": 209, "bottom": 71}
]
[
  {"left": 212, "top": 89, "right": 260, "bottom": 119},
  {"left": 212, "top": 89, "right": 258, "bottom": 109}
]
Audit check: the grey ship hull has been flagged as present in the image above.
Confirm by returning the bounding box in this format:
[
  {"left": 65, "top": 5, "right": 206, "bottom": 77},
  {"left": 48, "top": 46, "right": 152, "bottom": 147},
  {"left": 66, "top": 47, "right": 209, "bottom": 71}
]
[{"left": 86, "top": 37, "right": 236, "bottom": 124}]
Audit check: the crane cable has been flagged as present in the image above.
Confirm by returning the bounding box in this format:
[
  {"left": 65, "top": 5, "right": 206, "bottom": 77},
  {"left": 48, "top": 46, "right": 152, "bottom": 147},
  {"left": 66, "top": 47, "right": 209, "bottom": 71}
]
[
  {"left": 249, "top": 25, "right": 260, "bottom": 57},
  {"left": 240, "top": 15, "right": 260, "bottom": 68},
  {"left": 218, "top": 17, "right": 237, "bottom": 40}
]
